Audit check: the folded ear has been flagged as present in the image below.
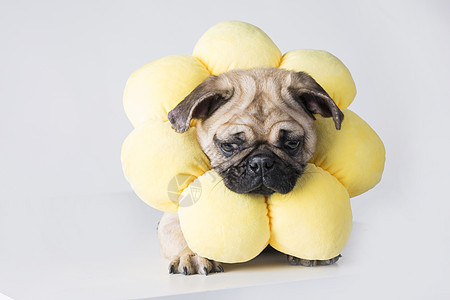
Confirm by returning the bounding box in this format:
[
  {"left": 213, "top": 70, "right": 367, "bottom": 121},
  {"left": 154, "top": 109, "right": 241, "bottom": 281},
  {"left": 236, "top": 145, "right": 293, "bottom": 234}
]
[
  {"left": 288, "top": 72, "right": 344, "bottom": 130},
  {"left": 168, "top": 75, "right": 234, "bottom": 133}
]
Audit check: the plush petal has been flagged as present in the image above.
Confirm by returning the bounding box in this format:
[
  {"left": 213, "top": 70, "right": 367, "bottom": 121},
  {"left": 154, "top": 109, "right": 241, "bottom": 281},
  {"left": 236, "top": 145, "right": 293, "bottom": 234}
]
[
  {"left": 268, "top": 164, "right": 352, "bottom": 260},
  {"left": 193, "top": 21, "right": 281, "bottom": 75},
  {"left": 123, "top": 55, "right": 210, "bottom": 127},
  {"left": 311, "top": 109, "right": 386, "bottom": 197},
  {"left": 280, "top": 49, "right": 356, "bottom": 109},
  {"left": 178, "top": 171, "right": 270, "bottom": 263},
  {"left": 121, "top": 120, "right": 210, "bottom": 212}
]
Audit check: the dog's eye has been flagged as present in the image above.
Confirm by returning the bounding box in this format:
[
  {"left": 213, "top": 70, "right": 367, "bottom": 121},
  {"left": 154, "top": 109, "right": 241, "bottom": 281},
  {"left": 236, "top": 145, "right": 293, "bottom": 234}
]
[
  {"left": 220, "top": 143, "right": 237, "bottom": 155},
  {"left": 285, "top": 140, "right": 301, "bottom": 150}
]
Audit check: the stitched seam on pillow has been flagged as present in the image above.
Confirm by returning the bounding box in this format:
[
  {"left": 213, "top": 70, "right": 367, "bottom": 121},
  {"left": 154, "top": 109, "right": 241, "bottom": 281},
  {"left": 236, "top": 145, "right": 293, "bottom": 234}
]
[
  {"left": 264, "top": 196, "right": 271, "bottom": 231},
  {"left": 193, "top": 56, "right": 213, "bottom": 75},
  {"left": 276, "top": 53, "right": 284, "bottom": 68}
]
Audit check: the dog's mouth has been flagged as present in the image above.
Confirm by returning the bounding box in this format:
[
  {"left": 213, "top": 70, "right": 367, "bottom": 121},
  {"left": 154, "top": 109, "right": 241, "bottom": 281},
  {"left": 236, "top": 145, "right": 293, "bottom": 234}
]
[
  {"left": 220, "top": 171, "right": 299, "bottom": 196},
  {"left": 219, "top": 161, "right": 305, "bottom": 196},
  {"left": 248, "top": 184, "right": 275, "bottom": 196}
]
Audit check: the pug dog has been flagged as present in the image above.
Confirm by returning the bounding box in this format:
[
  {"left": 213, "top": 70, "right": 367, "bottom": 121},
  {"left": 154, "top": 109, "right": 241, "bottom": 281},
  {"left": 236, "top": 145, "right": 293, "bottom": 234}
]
[{"left": 158, "top": 68, "right": 344, "bottom": 275}]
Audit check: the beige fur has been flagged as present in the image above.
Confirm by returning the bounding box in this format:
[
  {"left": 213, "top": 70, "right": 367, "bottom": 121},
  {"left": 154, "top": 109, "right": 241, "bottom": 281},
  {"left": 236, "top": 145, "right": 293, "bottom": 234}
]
[{"left": 195, "top": 68, "right": 317, "bottom": 173}]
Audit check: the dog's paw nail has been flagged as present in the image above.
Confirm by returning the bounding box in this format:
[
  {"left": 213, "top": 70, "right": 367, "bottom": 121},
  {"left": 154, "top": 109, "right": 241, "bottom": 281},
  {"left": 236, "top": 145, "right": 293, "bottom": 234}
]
[
  {"left": 203, "top": 267, "right": 209, "bottom": 276},
  {"left": 183, "top": 266, "right": 188, "bottom": 275},
  {"left": 287, "top": 255, "right": 300, "bottom": 265},
  {"left": 218, "top": 265, "right": 224, "bottom": 272},
  {"left": 169, "top": 265, "right": 175, "bottom": 274}
]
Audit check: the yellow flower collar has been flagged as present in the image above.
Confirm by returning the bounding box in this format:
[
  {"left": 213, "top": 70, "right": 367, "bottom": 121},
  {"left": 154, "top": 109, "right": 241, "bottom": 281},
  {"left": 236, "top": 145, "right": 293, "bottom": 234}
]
[{"left": 121, "top": 21, "right": 385, "bottom": 263}]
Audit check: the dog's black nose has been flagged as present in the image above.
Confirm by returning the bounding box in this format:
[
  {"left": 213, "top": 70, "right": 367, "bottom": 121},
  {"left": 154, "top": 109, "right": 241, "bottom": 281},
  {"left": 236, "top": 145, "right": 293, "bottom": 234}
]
[{"left": 248, "top": 156, "right": 274, "bottom": 174}]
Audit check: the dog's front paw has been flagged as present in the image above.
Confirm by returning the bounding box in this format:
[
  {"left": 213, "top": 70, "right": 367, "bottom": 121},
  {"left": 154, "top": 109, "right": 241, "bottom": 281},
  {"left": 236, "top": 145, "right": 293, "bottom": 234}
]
[
  {"left": 287, "top": 254, "right": 342, "bottom": 266},
  {"left": 169, "top": 253, "right": 224, "bottom": 275}
]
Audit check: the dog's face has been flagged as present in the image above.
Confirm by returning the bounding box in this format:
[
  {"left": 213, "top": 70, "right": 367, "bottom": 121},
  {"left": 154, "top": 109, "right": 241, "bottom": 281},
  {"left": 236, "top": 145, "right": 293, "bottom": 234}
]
[{"left": 168, "top": 68, "right": 343, "bottom": 195}]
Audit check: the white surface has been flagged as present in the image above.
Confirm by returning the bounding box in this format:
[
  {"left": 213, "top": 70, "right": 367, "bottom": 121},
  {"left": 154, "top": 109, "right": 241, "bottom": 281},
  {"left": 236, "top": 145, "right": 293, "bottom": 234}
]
[
  {"left": 1, "top": 0, "right": 450, "bottom": 299},
  {"left": 1, "top": 192, "right": 449, "bottom": 300}
]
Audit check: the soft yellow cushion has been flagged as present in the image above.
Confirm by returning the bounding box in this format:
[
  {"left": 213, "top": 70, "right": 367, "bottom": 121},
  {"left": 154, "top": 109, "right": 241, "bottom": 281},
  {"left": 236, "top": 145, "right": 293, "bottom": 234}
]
[
  {"left": 178, "top": 170, "right": 270, "bottom": 263},
  {"left": 121, "top": 21, "right": 386, "bottom": 262},
  {"left": 123, "top": 55, "right": 210, "bottom": 128},
  {"left": 178, "top": 165, "right": 351, "bottom": 263},
  {"left": 193, "top": 21, "right": 282, "bottom": 75},
  {"left": 121, "top": 120, "right": 209, "bottom": 212},
  {"left": 268, "top": 164, "right": 352, "bottom": 260},
  {"left": 280, "top": 50, "right": 357, "bottom": 109},
  {"left": 311, "top": 109, "right": 386, "bottom": 197}
]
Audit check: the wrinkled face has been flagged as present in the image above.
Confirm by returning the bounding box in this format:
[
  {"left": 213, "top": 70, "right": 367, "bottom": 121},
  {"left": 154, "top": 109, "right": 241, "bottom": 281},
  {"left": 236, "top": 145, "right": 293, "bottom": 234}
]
[{"left": 168, "top": 68, "right": 343, "bottom": 195}]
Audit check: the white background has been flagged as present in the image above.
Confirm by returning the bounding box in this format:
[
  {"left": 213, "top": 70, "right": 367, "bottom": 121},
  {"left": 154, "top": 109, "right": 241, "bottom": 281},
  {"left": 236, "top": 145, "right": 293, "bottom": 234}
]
[{"left": 1, "top": 0, "right": 450, "bottom": 299}]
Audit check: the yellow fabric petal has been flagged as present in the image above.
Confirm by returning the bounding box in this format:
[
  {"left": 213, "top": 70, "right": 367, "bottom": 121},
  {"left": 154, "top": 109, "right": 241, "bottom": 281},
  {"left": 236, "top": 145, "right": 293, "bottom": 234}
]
[
  {"left": 280, "top": 49, "right": 356, "bottom": 109},
  {"left": 311, "top": 109, "right": 386, "bottom": 197},
  {"left": 269, "top": 164, "right": 352, "bottom": 260},
  {"left": 193, "top": 21, "right": 281, "bottom": 75},
  {"left": 179, "top": 170, "right": 270, "bottom": 263},
  {"left": 123, "top": 55, "right": 210, "bottom": 127},
  {"left": 121, "top": 120, "right": 210, "bottom": 212}
]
